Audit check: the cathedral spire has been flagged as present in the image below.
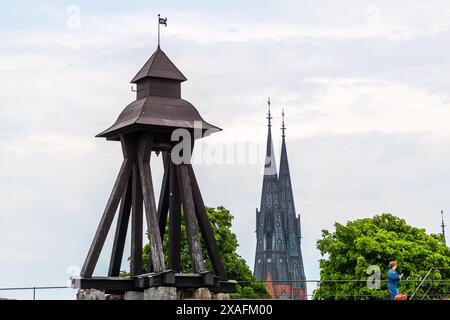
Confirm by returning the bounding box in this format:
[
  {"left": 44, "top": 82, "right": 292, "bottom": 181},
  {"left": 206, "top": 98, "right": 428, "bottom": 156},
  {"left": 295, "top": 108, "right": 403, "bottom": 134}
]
[
  {"left": 278, "top": 110, "right": 307, "bottom": 299},
  {"left": 255, "top": 99, "right": 307, "bottom": 300},
  {"left": 264, "top": 97, "right": 277, "bottom": 176},
  {"left": 255, "top": 98, "right": 289, "bottom": 294}
]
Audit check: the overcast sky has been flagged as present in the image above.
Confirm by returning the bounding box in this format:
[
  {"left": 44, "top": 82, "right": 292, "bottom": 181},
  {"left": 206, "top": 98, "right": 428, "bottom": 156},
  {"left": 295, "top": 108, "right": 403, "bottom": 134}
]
[{"left": 1, "top": 0, "right": 450, "bottom": 299}]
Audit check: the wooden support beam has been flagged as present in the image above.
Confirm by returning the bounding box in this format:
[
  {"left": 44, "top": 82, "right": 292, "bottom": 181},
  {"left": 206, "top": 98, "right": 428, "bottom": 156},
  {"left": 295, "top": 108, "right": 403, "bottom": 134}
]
[
  {"left": 136, "top": 134, "right": 165, "bottom": 272},
  {"left": 176, "top": 164, "right": 205, "bottom": 273},
  {"left": 188, "top": 165, "right": 228, "bottom": 280},
  {"left": 108, "top": 175, "right": 133, "bottom": 277},
  {"left": 168, "top": 162, "right": 181, "bottom": 272},
  {"left": 130, "top": 163, "right": 143, "bottom": 276},
  {"left": 73, "top": 277, "right": 135, "bottom": 292},
  {"left": 135, "top": 270, "right": 176, "bottom": 288},
  {"left": 81, "top": 136, "right": 135, "bottom": 278},
  {"left": 73, "top": 274, "right": 237, "bottom": 293},
  {"left": 157, "top": 153, "right": 170, "bottom": 240}
]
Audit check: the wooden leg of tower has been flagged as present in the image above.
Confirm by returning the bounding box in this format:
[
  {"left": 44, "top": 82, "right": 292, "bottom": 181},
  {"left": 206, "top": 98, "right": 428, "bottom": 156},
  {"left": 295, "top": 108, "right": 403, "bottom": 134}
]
[
  {"left": 108, "top": 175, "right": 133, "bottom": 277},
  {"left": 188, "top": 164, "right": 228, "bottom": 280},
  {"left": 157, "top": 153, "right": 170, "bottom": 241},
  {"left": 168, "top": 162, "right": 182, "bottom": 272},
  {"left": 176, "top": 164, "right": 205, "bottom": 274},
  {"left": 80, "top": 136, "right": 135, "bottom": 278},
  {"left": 136, "top": 134, "right": 165, "bottom": 273},
  {"left": 130, "top": 163, "right": 143, "bottom": 276}
]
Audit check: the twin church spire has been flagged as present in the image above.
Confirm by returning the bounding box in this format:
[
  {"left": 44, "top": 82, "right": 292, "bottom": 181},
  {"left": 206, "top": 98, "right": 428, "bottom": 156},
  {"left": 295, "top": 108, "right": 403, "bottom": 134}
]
[
  {"left": 266, "top": 97, "right": 286, "bottom": 141},
  {"left": 255, "top": 98, "right": 307, "bottom": 300},
  {"left": 263, "top": 98, "right": 288, "bottom": 177}
]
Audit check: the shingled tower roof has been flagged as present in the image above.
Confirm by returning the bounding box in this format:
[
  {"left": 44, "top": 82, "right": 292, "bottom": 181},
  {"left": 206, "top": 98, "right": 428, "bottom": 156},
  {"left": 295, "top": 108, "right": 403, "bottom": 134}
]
[
  {"left": 97, "top": 46, "right": 220, "bottom": 141},
  {"left": 131, "top": 46, "right": 187, "bottom": 83}
]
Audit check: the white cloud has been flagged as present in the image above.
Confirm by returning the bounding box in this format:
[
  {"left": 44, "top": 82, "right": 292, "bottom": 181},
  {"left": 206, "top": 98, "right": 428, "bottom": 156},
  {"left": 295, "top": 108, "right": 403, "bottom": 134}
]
[
  {"left": 3, "top": 2, "right": 450, "bottom": 51},
  {"left": 295, "top": 77, "right": 450, "bottom": 137},
  {"left": 0, "top": 134, "right": 95, "bottom": 156}
]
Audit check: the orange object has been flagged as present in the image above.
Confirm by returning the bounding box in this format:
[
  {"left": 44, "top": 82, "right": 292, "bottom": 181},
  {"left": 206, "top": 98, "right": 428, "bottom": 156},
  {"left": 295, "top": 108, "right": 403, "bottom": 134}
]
[{"left": 394, "top": 294, "right": 408, "bottom": 300}]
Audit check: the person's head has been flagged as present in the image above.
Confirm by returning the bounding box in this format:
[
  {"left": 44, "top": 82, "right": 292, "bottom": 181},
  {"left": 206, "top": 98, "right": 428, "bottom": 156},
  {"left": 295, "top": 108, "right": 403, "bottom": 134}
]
[{"left": 389, "top": 261, "right": 397, "bottom": 270}]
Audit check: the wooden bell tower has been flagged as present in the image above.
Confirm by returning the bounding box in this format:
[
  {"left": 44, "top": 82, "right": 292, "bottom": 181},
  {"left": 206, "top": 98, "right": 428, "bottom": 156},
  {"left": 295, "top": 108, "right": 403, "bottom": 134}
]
[{"left": 73, "top": 45, "right": 236, "bottom": 294}]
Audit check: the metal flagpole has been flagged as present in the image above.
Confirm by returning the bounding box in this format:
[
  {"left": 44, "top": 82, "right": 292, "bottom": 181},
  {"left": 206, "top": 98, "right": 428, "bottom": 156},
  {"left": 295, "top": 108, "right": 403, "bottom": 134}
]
[{"left": 158, "top": 14, "right": 161, "bottom": 47}]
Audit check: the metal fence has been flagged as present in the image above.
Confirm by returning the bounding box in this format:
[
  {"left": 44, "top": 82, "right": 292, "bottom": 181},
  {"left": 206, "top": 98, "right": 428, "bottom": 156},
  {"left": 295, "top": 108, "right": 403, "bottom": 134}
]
[
  {"left": 0, "top": 286, "right": 70, "bottom": 300},
  {"left": 1, "top": 269, "right": 449, "bottom": 300},
  {"left": 233, "top": 268, "right": 450, "bottom": 300}
]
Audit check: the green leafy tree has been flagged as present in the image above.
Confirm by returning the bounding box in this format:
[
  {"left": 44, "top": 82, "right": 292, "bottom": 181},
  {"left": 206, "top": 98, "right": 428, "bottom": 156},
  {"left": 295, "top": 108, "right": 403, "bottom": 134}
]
[
  {"left": 314, "top": 214, "right": 450, "bottom": 300},
  {"left": 135, "top": 206, "right": 269, "bottom": 299}
]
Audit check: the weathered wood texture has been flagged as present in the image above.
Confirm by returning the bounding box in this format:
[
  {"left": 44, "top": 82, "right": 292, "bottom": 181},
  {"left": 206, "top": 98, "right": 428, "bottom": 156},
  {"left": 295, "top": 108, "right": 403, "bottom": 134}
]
[
  {"left": 168, "top": 162, "right": 182, "bottom": 272},
  {"left": 131, "top": 164, "right": 143, "bottom": 276},
  {"left": 136, "top": 134, "right": 165, "bottom": 272},
  {"left": 157, "top": 154, "right": 170, "bottom": 240},
  {"left": 188, "top": 164, "right": 228, "bottom": 280},
  {"left": 108, "top": 175, "right": 133, "bottom": 277},
  {"left": 176, "top": 164, "right": 205, "bottom": 273}
]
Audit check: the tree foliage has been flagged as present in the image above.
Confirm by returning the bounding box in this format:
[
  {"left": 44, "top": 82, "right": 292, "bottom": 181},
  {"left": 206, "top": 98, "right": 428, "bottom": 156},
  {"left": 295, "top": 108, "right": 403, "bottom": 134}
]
[
  {"left": 138, "top": 206, "right": 269, "bottom": 299},
  {"left": 315, "top": 213, "right": 450, "bottom": 300}
]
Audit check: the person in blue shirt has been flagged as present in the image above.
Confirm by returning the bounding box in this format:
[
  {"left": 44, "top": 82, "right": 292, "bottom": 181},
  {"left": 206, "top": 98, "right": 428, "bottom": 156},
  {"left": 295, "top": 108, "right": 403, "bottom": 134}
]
[{"left": 387, "top": 261, "right": 401, "bottom": 300}]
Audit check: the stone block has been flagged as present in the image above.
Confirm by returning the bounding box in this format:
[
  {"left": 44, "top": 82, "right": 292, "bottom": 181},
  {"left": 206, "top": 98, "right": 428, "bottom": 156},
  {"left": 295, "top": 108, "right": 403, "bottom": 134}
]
[
  {"left": 144, "top": 287, "right": 177, "bottom": 300},
  {"left": 211, "top": 293, "right": 230, "bottom": 300},
  {"left": 76, "top": 289, "right": 106, "bottom": 300},
  {"left": 124, "top": 291, "right": 144, "bottom": 300},
  {"left": 179, "top": 288, "right": 212, "bottom": 300},
  {"left": 192, "top": 288, "right": 212, "bottom": 300}
]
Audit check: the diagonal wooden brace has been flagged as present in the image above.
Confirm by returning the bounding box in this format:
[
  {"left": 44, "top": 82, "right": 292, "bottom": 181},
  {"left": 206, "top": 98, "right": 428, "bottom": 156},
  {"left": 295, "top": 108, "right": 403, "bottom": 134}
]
[
  {"left": 176, "top": 164, "right": 205, "bottom": 273},
  {"left": 81, "top": 135, "right": 135, "bottom": 278},
  {"left": 136, "top": 134, "right": 165, "bottom": 272}
]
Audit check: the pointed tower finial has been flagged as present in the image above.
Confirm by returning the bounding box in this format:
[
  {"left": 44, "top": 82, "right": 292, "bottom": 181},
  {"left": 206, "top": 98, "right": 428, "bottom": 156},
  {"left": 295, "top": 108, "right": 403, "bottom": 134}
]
[
  {"left": 281, "top": 108, "right": 286, "bottom": 138},
  {"left": 442, "top": 210, "right": 447, "bottom": 245},
  {"left": 267, "top": 97, "right": 272, "bottom": 128}
]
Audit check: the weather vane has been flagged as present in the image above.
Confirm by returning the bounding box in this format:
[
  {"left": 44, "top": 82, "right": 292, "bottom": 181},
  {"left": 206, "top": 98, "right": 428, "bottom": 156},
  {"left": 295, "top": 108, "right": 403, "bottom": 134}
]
[
  {"left": 281, "top": 108, "right": 286, "bottom": 138},
  {"left": 267, "top": 97, "right": 272, "bottom": 127},
  {"left": 158, "top": 14, "right": 168, "bottom": 47}
]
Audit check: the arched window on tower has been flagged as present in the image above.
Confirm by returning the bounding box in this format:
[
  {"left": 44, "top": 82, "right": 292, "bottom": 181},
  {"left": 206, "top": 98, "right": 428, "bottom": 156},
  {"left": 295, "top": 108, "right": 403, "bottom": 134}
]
[
  {"left": 265, "top": 233, "right": 273, "bottom": 250},
  {"left": 293, "top": 263, "right": 299, "bottom": 284}
]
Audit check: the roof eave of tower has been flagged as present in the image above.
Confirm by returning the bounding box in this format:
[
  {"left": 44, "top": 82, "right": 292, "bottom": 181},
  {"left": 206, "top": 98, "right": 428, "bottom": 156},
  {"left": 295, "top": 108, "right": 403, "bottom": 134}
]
[
  {"left": 96, "top": 124, "right": 222, "bottom": 141},
  {"left": 95, "top": 95, "right": 223, "bottom": 141}
]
